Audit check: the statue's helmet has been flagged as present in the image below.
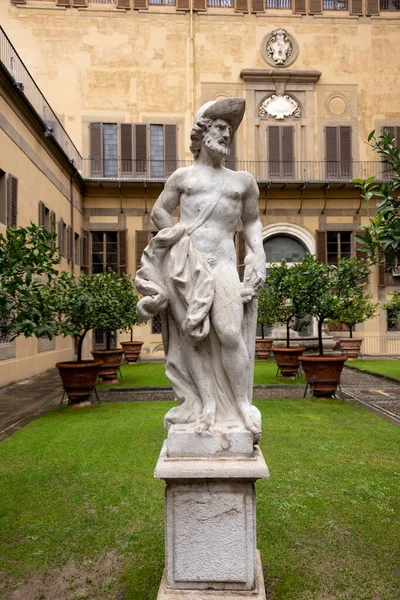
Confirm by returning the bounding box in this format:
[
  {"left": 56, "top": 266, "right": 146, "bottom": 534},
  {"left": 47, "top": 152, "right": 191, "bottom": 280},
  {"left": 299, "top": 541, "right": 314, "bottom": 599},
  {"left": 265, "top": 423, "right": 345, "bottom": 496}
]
[{"left": 193, "top": 97, "right": 245, "bottom": 136}]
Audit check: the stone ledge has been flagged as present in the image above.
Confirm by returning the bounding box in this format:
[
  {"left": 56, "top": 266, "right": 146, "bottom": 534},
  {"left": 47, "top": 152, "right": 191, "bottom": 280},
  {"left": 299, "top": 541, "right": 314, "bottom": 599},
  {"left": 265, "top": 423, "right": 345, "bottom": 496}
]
[
  {"left": 157, "top": 551, "right": 266, "bottom": 599},
  {"left": 154, "top": 441, "right": 269, "bottom": 481}
]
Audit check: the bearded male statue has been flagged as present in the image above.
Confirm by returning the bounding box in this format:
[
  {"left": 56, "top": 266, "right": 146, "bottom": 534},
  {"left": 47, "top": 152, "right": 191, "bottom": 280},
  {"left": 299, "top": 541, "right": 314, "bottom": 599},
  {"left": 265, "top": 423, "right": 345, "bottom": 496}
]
[{"left": 136, "top": 98, "right": 266, "bottom": 447}]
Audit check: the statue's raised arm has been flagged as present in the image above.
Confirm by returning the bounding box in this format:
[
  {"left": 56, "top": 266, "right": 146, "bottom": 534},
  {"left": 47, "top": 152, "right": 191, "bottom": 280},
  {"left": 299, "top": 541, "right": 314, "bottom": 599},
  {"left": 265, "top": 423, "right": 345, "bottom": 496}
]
[{"left": 136, "top": 98, "right": 266, "bottom": 456}]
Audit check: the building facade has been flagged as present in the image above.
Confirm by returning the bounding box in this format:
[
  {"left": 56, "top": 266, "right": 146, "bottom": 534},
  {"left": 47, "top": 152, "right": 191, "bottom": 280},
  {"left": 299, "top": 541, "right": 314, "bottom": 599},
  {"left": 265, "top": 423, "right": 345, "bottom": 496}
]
[{"left": 1, "top": 0, "right": 400, "bottom": 385}]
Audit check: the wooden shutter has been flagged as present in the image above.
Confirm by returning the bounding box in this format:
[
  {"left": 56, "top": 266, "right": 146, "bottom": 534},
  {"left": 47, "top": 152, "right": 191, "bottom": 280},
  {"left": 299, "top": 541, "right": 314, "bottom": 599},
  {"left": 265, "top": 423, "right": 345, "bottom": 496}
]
[
  {"left": 350, "top": 0, "right": 363, "bottom": 15},
  {"left": 268, "top": 126, "right": 281, "bottom": 177},
  {"left": 38, "top": 200, "right": 45, "bottom": 228},
  {"left": 177, "top": 0, "right": 190, "bottom": 9},
  {"left": 67, "top": 225, "right": 73, "bottom": 261},
  {"left": 165, "top": 125, "right": 177, "bottom": 177},
  {"left": 50, "top": 211, "right": 56, "bottom": 249},
  {"left": 135, "top": 124, "right": 147, "bottom": 176},
  {"left": 234, "top": 0, "right": 248, "bottom": 11},
  {"left": 251, "top": 0, "right": 264, "bottom": 11},
  {"left": 355, "top": 229, "right": 369, "bottom": 284},
  {"left": 135, "top": 231, "right": 151, "bottom": 273},
  {"left": 382, "top": 126, "right": 400, "bottom": 145},
  {"left": 316, "top": 230, "right": 327, "bottom": 263},
  {"left": 90, "top": 123, "right": 103, "bottom": 177},
  {"left": 236, "top": 231, "right": 246, "bottom": 281},
  {"left": 339, "top": 126, "right": 352, "bottom": 178},
  {"left": 117, "top": 0, "right": 131, "bottom": 7},
  {"left": 282, "top": 127, "right": 294, "bottom": 178},
  {"left": 58, "top": 219, "right": 66, "bottom": 257},
  {"left": 326, "top": 126, "right": 338, "bottom": 178},
  {"left": 134, "top": 0, "right": 148, "bottom": 7},
  {"left": 366, "top": 0, "right": 379, "bottom": 14},
  {"left": 194, "top": 0, "right": 206, "bottom": 9},
  {"left": 378, "top": 254, "right": 386, "bottom": 287},
  {"left": 81, "top": 229, "right": 90, "bottom": 273},
  {"left": 309, "top": 0, "right": 322, "bottom": 13},
  {"left": 225, "top": 139, "right": 236, "bottom": 172},
  {"left": 118, "top": 230, "right": 128, "bottom": 275},
  {"left": 293, "top": 0, "right": 306, "bottom": 13},
  {"left": 7, "top": 176, "right": 18, "bottom": 228},
  {"left": 121, "top": 124, "right": 133, "bottom": 176}
]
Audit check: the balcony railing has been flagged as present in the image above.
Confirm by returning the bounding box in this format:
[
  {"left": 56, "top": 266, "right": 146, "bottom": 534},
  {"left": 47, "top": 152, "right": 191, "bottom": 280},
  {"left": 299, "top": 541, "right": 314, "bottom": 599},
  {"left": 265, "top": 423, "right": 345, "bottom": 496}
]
[
  {"left": 82, "top": 159, "right": 395, "bottom": 183},
  {"left": 322, "top": 0, "right": 347, "bottom": 9},
  {"left": 380, "top": 0, "right": 400, "bottom": 9},
  {"left": 265, "top": 0, "right": 292, "bottom": 7},
  {"left": 0, "top": 26, "right": 82, "bottom": 170}
]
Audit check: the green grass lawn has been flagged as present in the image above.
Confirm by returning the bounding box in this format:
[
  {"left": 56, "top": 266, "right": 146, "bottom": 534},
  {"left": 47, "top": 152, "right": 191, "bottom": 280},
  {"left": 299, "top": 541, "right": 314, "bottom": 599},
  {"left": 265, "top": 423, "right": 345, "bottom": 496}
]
[
  {"left": 346, "top": 359, "right": 400, "bottom": 381},
  {"left": 101, "top": 360, "right": 305, "bottom": 388},
  {"left": 0, "top": 400, "right": 399, "bottom": 599}
]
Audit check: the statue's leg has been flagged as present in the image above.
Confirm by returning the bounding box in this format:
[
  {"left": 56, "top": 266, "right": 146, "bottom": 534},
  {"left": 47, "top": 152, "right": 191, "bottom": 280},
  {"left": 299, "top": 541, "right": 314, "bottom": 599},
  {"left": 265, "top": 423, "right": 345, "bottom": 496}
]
[
  {"left": 185, "top": 340, "right": 216, "bottom": 433},
  {"left": 211, "top": 266, "right": 261, "bottom": 435}
]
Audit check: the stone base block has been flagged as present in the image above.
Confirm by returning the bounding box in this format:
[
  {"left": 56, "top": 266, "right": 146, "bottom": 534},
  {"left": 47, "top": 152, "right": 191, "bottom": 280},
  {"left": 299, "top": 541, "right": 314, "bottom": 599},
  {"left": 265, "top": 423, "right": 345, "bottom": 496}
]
[
  {"left": 156, "top": 551, "right": 266, "bottom": 599},
  {"left": 167, "top": 423, "right": 254, "bottom": 457}
]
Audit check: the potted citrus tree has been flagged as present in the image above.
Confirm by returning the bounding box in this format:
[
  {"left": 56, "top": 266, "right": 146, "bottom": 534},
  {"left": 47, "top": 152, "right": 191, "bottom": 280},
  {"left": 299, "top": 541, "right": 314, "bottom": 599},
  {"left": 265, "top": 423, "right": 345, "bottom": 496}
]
[
  {"left": 0, "top": 223, "right": 59, "bottom": 343},
  {"left": 330, "top": 292, "right": 378, "bottom": 359},
  {"left": 256, "top": 284, "right": 278, "bottom": 360},
  {"left": 267, "top": 260, "right": 307, "bottom": 378},
  {"left": 298, "top": 255, "right": 370, "bottom": 397},
  {"left": 90, "top": 271, "right": 140, "bottom": 383}
]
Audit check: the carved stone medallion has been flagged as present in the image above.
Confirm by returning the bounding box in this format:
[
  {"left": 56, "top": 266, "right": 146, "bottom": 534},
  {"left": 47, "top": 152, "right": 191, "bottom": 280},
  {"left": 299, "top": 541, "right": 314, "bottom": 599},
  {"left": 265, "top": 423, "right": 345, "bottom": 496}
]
[
  {"left": 259, "top": 94, "right": 301, "bottom": 120},
  {"left": 261, "top": 28, "right": 299, "bottom": 68}
]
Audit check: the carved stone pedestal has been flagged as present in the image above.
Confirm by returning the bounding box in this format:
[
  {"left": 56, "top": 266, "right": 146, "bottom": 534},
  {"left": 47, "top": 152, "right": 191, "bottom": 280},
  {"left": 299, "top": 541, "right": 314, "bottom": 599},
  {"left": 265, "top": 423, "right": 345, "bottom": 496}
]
[{"left": 155, "top": 441, "right": 269, "bottom": 599}]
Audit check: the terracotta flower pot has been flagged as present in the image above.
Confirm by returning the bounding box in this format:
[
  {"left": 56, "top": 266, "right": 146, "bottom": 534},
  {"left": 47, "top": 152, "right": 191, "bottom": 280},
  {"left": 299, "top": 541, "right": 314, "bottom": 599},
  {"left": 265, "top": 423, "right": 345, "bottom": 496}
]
[
  {"left": 56, "top": 360, "right": 103, "bottom": 406},
  {"left": 339, "top": 338, "right": 363, "bottom": 360},
  {"left": 91, "top": 349, "right": 124, "bottom": 384},
  {"left": 255, "top": 337, "right": 274, "bottom": 360},
  {"left": 300, "top": 355, "right": 347, "bottom": 398},
  {"left": 272, "top": 346, "right": 305, "bottom": 379},
  {"left": 120, "top": 340, "right": 144, "bottom": 364}
]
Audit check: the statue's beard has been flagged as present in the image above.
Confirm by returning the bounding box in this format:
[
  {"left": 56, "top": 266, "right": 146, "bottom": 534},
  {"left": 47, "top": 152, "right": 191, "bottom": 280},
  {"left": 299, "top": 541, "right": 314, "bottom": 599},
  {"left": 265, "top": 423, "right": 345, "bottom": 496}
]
[{"left": 203, "top": 134, "right": 231, "bottom": 157}]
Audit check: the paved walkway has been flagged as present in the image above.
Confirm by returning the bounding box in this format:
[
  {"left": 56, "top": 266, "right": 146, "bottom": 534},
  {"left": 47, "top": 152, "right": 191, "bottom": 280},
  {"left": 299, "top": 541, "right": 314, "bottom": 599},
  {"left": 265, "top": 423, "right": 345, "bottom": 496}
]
[{"left": 1, "top": 364, "right": 399, "bottom": 443}]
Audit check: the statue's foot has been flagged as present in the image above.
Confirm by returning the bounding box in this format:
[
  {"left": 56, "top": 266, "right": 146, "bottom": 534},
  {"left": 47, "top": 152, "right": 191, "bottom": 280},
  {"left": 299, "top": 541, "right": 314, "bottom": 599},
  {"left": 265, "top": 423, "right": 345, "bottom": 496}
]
[
  {"left": 195, "top": 407, "right": 216, "bottom": 434},
  {"left": 240, "top": 404, "right": 262, "bottom": 437}
]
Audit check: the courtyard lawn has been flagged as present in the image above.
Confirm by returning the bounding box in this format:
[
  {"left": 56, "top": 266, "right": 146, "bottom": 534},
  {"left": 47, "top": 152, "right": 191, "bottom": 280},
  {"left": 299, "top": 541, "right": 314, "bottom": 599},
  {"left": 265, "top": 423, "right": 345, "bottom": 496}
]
[
  {"left": 346, "top": 359, "right": 400, "bottom": 381},
  {"left": 100, "top": 360, "right": 305, "bottom": 388},
  {"left": 0, "top": 400, "right": 399, "bottom": 600}
]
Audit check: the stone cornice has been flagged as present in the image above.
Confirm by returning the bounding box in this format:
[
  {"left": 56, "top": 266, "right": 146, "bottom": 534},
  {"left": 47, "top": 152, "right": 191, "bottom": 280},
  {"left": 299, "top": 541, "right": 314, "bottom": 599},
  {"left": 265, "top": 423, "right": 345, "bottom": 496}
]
[{"left": 240, "top": 69, "right": 322, "bottom": 85}]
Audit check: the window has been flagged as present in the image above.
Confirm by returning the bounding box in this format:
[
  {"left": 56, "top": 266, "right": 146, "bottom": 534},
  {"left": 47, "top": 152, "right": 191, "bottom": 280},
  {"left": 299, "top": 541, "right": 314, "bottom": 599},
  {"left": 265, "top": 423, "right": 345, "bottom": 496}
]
[
  {"left": 268, "top": 126, "right": 294, "bottom": 178},
  {"left": 38, "top": 201, "right": 56, "bottom": 247},
  {"left": 325, "top": 126, "right": 352, "bottom": 179},
  {"left": 74, "top": 232, "right": 80, "bottom": 266},
  {"left": 58, "top": 218, "right": 67, "bottom": 258},
  {"left": 93, "top": 329, "right": 116, "bottom": 350},
  {"left": 7, "top": 175, "right": 18, "bottom": 228},
  {"left": 151, "top": 314, "right": 163, "bottom": 334},
  {"left": 380, "top": 0, "right": 400, "bottom": 10},
  {"left": 326, "top": 231, "right": 352, "bottom": 265},
  {"left": 387, "top": 309, "right": 400, "bottom": 331},
  {"left": 92, "top": 231, "right": 118, "bottom": 274},
  {"left": 90, "top": 122, "right": 177, "bottom": 178},
  {"left": 381, "top": 126, "right": 400, "bottom": 178},
  {"left": 322, "top": 0, "right": 347, "bottom": 8},
  {"left": 265, "top": 0, "right": 291, "bottom": 6},
  {"left": 0, "top": 170, "right": 6, "bottom": 224},
  {"left": 263, "top": 235, "right": 308, "bottom": 264}
]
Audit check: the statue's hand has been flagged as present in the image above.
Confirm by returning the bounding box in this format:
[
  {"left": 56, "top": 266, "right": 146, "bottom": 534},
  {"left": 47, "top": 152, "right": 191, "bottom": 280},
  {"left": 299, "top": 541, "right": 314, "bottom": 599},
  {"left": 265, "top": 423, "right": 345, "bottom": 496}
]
[{"left": 243, "top": 252, "right": 266, "bottom": 298}]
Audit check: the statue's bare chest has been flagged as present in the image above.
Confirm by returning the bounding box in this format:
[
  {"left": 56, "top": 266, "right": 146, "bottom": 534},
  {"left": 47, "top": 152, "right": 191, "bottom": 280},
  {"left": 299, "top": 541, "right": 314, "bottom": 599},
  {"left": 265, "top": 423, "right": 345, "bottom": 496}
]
[{"left": 180, "top": 175, "right": 243, "bottom": 223}]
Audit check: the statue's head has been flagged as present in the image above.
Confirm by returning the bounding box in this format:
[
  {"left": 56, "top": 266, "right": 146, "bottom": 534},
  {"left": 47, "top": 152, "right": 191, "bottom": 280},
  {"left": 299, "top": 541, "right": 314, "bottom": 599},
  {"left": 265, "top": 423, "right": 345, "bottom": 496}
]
[{"left": 190, "top": 98, "right": 245, "bottom": 160}]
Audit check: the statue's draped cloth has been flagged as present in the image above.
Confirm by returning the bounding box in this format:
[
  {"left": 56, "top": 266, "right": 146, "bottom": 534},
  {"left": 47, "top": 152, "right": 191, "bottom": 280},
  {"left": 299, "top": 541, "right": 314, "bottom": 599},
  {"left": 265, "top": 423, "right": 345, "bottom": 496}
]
[{"left": 136, "top": 223, "right": 255, "bottom": 430}]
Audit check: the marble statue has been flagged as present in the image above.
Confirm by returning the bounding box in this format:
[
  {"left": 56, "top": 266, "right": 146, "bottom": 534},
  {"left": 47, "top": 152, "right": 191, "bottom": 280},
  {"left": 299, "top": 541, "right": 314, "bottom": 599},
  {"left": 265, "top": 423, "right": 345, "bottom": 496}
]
[{"left": 136, "top": 98, "right": 266, "bottom": 444}]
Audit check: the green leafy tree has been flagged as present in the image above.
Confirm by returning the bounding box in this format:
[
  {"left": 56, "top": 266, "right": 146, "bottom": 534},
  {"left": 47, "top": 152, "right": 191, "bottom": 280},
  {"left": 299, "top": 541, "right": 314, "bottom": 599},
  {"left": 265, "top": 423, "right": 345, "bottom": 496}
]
[
  {"left": 383, "top": 292, "right": 400, "bottom": 330},
  {"left": 257, "top": 284, "right": 279, "bottom": 339},
  {"left": 295, "top": 255, "right": 370, "bottom": 356},
  {"left": 329, "top": 293, "right": 378, "bottom": 338},
  {"left": 265, "top": 260, "right": 310, "bottom": 348},
  {"left": 52, "top": 271, "right": 141, "bottom": 362},
  {"left": 0, "top": 224, "right": 59, "bottom": 341},
  {"left": 353, "top": 130, "right": 400, "bottom": 266}
]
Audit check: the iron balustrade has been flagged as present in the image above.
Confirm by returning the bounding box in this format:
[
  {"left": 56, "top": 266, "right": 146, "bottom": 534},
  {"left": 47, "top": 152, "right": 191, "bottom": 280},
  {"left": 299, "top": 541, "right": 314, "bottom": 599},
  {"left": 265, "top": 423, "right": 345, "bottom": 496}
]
[
  {"left": 380, "top": 0, "right": 400, "bottom": 9},
  {"left": 322, "top": 0, "right": 348, "bottom": 9},
  {"left": 207, "top": 0, "right": 233, "bottom": 6},
  {"left": 265, "top": 0, "right": 291, "bottom": 8},
  {"left": 0, "top": 26, "right": 82, "bottom": 170},
  {"left": 82, "top": 159, "right": 394, "bottom": 182},
  {"left": 149, "top": 0, "right": 176, "bottom": 4}
]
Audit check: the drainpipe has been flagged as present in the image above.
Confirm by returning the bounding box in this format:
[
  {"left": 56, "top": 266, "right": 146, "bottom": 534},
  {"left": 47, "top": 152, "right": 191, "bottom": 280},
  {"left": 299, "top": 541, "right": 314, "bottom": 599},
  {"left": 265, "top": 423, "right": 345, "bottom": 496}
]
[{"left": 69, "top": 160, "right": 78, "bottom": 271}]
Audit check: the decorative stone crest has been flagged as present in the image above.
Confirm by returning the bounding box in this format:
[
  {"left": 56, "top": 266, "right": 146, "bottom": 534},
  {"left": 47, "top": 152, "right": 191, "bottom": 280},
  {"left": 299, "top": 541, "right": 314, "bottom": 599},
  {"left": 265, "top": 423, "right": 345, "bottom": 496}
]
[
  {"left": 261, "top": 28, "right": 299, "bottom": 68},
  {"left": 259, "top": 94, "right": 301, "bottom": 120}
]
